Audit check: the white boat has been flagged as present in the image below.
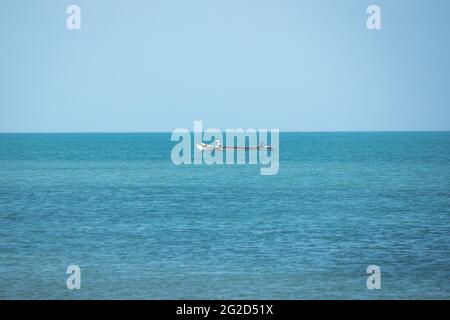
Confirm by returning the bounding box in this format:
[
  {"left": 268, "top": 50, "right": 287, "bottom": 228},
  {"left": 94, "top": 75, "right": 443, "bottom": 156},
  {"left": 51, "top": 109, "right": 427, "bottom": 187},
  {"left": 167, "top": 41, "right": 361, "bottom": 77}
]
[
  {"left": 195, "top": 142, "right": 216, "bottom": 151},
  {"left": 196, "top": 139, "right": 272, "bottom": 151}
]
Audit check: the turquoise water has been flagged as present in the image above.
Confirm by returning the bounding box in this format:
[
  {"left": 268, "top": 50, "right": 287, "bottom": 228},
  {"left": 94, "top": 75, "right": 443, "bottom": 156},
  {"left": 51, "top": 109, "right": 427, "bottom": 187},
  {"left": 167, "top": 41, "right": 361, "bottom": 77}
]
[{"left": 0, "top": 132, "right": 449, "bottom": 299}]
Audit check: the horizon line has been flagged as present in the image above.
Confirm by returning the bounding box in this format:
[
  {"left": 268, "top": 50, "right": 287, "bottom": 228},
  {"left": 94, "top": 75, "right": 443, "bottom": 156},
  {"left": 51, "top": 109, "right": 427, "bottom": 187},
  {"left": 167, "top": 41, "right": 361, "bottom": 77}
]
[{"left": 0, "top": 130, "right": 449, "bottom": 134}]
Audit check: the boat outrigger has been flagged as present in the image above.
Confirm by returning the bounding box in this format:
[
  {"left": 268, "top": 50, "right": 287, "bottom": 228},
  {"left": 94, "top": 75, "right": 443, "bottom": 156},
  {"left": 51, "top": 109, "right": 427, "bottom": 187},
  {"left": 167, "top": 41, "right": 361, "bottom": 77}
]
[{"left": 196, "top": 139, "right": 272, "bottom": 151}]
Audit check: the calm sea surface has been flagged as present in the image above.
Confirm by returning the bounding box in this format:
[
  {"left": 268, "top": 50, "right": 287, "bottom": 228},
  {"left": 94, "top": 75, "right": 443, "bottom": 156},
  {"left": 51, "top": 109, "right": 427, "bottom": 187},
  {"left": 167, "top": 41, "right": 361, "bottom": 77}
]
[{"left": 0, "top": 132, "right": 449, "bottom": 299}]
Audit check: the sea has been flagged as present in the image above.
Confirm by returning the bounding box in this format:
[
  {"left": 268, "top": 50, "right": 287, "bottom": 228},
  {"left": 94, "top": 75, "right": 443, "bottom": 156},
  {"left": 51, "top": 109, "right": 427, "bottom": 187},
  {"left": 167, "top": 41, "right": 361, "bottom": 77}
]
[{"left": 0, "top": 132, "right": 449, "bottom": 299}]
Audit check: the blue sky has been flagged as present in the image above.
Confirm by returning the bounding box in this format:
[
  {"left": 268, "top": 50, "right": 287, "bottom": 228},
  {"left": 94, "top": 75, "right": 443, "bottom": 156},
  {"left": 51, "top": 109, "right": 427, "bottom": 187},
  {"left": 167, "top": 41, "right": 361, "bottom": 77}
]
[{"left": 0, "top": 0, "right": 449, "bottom": 132}]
